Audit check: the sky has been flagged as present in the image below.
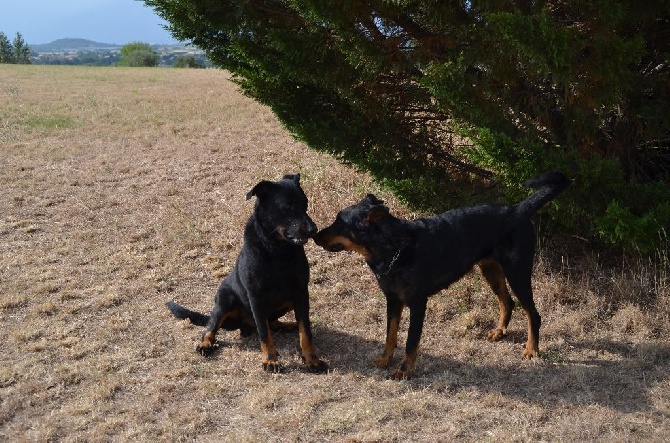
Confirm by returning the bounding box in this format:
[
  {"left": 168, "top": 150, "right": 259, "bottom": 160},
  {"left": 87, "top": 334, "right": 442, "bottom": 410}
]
[{"left": 0, "top": 0, "right": 179, "bottom": 45}]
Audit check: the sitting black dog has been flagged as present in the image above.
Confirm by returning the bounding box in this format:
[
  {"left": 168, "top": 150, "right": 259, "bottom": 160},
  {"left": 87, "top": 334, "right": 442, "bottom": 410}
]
[
  {"left": 314, "top": 171, "right": 570, "bottom": 379},
  {"left": 167, "top": 174, "right": 327, "bottom": 373}
]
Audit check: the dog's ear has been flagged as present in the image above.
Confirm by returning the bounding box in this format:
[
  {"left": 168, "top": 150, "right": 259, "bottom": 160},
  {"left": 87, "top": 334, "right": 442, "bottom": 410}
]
[
  {"left": 362, "top": 194, "right": 384, "bottom": 206},
  {"left": 365, "top": 205, "right": 389, "bottom": 223},
  {"left": 282, "top": 173, "right": 301, "bottom": 185},
  {"left": 359, "top": 194, "right": 388, "bottom": 223},
  {"left": 246, "top": 180, "right": 274, "bottom": 200}
]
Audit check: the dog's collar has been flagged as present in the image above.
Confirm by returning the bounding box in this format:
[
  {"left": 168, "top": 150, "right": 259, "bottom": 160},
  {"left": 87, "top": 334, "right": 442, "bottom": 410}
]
[{"left": 374, "top": 248, "right": 402, "bottom": 278}]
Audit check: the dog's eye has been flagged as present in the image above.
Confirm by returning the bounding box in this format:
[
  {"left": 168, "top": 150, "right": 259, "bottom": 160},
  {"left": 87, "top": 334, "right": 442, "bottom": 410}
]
[{"left": 283, "top": 204, "right": 295, "bottom": 212}]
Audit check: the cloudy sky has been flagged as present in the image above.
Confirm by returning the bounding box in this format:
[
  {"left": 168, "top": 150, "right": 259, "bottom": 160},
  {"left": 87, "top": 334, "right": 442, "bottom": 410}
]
[{"left": 0, "top": 0, "right": 179, "bottom": 45}]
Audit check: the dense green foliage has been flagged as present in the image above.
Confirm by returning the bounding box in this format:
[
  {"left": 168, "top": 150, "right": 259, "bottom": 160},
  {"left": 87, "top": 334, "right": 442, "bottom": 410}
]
[
  {"left": 173, "top": 54, "right": 205, "bottom": 68},
  {"left": 117, "top": 42, "right": 158, "bottom": 67},
  {"left": 144, "top": 0, "right": 670, "bottom": 252},
  {"left": 0, "top": 32, "right": 31, "bottom": 64}
]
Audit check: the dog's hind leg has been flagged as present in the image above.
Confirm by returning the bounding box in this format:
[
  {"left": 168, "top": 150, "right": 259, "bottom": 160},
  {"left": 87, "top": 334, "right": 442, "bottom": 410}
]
[
  {"left": 197, "top": 285, "right": 236, "bottom": 356},
  {"left": 198, "top": 307, "right": 233, "bottom": 356},
  {"left": 478, "top": 259, "right": 515, "bottom": 342},
  {"left": 502, "top": 259, "right": 541, "bottom": 359},
  {"left": 270, "top": 302, "right": 298, "bottom": 332},
  {"left": 270, "top": 319, "right": 298, "bottom": 332}
]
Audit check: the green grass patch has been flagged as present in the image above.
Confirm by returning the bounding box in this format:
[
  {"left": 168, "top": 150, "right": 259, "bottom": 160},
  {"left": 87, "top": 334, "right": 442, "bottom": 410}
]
[{"left": 24, "top": 115, "right": 77, "bottom": 130}]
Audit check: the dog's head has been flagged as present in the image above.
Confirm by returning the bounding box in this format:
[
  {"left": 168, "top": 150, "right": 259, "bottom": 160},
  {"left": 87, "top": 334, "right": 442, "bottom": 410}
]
[
  {"left": 247, "top": 174, "right": 317, "bottom": 246},
  {"left": 313, "top": 194, "right": 390, "bottom": 259}
]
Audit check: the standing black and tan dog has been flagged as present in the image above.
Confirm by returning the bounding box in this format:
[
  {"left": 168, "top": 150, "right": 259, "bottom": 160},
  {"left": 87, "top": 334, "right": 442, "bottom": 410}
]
[
  {"left": 167, "top": 174, "right": 327, "bottom": 373},
  {"left": 314, "top": 171, "right": 570, "bottom": 379}
]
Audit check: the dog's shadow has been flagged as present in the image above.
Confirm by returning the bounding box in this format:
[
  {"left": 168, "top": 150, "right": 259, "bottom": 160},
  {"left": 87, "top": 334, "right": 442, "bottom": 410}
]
[{"left": 237, "top": 325, "right": 669, "bottom": 415}]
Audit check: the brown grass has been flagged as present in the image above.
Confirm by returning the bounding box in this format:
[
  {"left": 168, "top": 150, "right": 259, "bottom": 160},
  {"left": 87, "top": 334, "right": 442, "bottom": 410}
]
[{"left": 1, "top": 64, "right": 669, "bottom": 442}]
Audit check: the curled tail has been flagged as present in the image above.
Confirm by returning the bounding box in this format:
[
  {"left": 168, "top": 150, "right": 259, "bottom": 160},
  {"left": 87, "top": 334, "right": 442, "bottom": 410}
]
[
  {"left": 516, "top": 171, "right": 571, "bottom": 219},
  {"left": 166, "top": 301, "right": 210, "bottom": 326}
]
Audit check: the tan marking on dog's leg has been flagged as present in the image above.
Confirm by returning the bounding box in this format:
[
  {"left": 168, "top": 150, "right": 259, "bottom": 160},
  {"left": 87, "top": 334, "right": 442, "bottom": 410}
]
[
  {"left": 298, "top": 321, "right": 316, "bottom": 362},
  {"left": 522, "top": 310, "right": 540, "bottom": 359},
  {"left": 197, "top": 309, "right": 239, "bottom": 353},
  {"left": 199, "top": 331, "right": 216, "bottom": 349},
  {"left": 479, "top": 259, "right": 514, "bottom": 341},
  {"left": 374, "top": 314, "right": 400, "bottom": 368},
  {"left": 260, "top": 321, "right": 280, "bottom": 372},
  {"left": 390, "top": 347, "right": 419, "bottom": 380},
  {"left": 297, "top": 321, "right": 327, "bottom": 372}
]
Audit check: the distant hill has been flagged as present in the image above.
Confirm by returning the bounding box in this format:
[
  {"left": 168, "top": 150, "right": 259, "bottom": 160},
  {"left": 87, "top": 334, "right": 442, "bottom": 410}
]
[{"left": 31, "top": 38, "right": 120, "bottom": 52}]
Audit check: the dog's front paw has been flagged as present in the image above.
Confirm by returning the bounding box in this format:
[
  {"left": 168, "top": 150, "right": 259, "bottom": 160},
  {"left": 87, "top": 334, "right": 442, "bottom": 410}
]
[
  {"left": 304, "top": 358, "right": 329, "bottom": 374},
  {"left": 196, "top": 341, "right": 218, "bottom": 357},
  {"left": 487, "top": 328, "right": 506, "bottom": 341},
  {"left": 522, "top": 347, "right": 539, "bottom": 359},
  {"left": 262, "top": 359, "right": 283, "bottom": 373},
  {"left": 388, "top": 368, "right": 412, "bottom": 380},
  {"left": 373, "top": 355, "right": 392, "bottom": 368}
]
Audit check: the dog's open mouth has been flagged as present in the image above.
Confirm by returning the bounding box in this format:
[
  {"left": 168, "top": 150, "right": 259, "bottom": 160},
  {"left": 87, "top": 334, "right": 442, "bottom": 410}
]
[
  {"left": 291, "top": 236, "right": 309, "bottom": 246},
  {"left": 284, "top": 233, "right": 310, "bottom": 246}
]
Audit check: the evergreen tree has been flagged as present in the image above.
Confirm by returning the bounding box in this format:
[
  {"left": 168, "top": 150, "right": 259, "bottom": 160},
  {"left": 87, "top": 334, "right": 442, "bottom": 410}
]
[
  {"left": 0, "top": 32, "right": 14, "bottom": 63},
  {"left": 0, "top": 32, "right": 32, "bottom": 64},
  {"left": 144, "top": 0, "right": 670, "bottom": 252},
  {"left": 13, "top": 32, "right": 31, "bottom": 64}
]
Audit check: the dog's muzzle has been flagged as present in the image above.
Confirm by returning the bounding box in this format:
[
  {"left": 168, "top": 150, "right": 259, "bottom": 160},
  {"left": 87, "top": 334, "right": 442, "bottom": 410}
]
[
  {"left": 287, "top": 219, "right": 317, "bottom": 245},
  {"left": 313, "top": 230, "right": 344, "bottom": 251}
]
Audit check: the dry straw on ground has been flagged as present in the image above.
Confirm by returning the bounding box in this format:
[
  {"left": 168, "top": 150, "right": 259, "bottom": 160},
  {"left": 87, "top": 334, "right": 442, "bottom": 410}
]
[{"left": 1, "top": 65, "right": 668, "bottom": 442}]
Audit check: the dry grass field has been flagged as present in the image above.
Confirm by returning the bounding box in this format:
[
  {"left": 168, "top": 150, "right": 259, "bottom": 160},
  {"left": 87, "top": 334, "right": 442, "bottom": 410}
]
[{"left": 1, "top": 64, "right": 669, "bottom": 442}]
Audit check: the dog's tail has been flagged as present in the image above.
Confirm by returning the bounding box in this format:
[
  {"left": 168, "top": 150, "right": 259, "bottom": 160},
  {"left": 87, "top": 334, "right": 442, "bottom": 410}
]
[
  {"left": 515, "top": 171, "right": 571, "bottom": 219},
  {"left": 166, "top": 301, "right": 210, "bottom": 326}
]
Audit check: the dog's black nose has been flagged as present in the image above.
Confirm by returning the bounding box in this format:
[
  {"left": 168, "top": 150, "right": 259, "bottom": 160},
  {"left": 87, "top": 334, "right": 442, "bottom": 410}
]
[{"left": 305, "top": 219, "right": 318, "bottom": 237}]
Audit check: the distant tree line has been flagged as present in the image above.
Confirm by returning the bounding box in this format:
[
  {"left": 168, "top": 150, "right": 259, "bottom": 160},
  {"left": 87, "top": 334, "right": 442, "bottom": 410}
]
[
  {"left": 117, "top": 42, "right": 206, "bottom": 68},
  {"left": 172, "top": 54, "right": 206, "bottom": 68},
  {"left": 31, "top": 42, "right": 207, "bottom": 68},
  {"left": 0, "top": 35, "right": 208, "bottom": 67},
  {"left": 34, "top": 50, "right": 120, "bottom": 66},
  {"left": 0, "top": 32, "right": 31, "bottom": 64},
  {"left": 32, "top": 49, "right": 208, "bottom": 67}
]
